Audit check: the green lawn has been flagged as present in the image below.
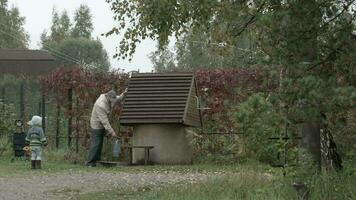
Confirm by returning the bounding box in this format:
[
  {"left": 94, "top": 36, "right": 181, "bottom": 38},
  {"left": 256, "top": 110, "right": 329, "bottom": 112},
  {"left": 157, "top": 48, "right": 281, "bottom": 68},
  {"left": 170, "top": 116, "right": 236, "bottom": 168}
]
[
  {"left": 0, "top": 158, "right": 84, "bottom": 177},
  {"left": 75, "top": 161, "right": 356, "bottom": 200},
  {"left": 1, "top": 153, "right": 355, "bottom": 200},
  {"left": 76, "top": 165, "right": 297, "bottom": 200}
]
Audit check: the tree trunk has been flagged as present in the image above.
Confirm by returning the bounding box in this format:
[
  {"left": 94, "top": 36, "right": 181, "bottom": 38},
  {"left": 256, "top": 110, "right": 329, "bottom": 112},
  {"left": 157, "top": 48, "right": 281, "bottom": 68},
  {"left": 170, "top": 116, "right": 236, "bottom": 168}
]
[
  {"left": 299, "top": 121, "right": 321, "bottom": 170},
  {"left": 290, "top": 0, "right": 321, "bottom": 170}
]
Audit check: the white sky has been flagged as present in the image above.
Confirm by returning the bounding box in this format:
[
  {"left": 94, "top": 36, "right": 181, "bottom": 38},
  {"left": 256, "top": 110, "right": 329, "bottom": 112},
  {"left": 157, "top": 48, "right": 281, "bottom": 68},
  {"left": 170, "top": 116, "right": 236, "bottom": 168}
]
[{"left": 7, "top": 0, "right": 156, "bottom": 72}]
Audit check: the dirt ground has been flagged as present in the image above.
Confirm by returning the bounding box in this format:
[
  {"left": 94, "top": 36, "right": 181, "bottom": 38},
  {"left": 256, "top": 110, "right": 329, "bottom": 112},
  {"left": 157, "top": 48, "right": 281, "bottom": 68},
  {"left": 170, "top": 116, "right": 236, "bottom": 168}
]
[{"left": 0, "top": 170, "right": 213, "bottom": 200}]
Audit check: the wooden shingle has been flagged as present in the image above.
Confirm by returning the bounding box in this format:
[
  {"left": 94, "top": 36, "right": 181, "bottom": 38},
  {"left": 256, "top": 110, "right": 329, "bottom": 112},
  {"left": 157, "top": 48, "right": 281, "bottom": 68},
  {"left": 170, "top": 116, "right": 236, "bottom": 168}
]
[{"left": 120, "top": 73, "right": 202, "bottom": 127}]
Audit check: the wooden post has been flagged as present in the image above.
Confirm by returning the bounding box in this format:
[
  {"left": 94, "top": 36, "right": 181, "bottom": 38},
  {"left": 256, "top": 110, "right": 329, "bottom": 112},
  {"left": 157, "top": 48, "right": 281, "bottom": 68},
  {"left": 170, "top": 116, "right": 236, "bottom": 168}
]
[
  {"left": 1, "top": 87, "right": 5, "bottom": 111},
  {"left": 75, "top": 98, "right": 79, "bottom": 156},
  {"left": 56, "top": 102, "right": 60, "bottom": 149},
  {"left": 67, "top": 88, "right": 73, "bottom": 148},
  {"left": 38, "top": 102, "right": 41, "bottom": 116},
  {"left": 41, "top": 93, "right": 46, "bottom": 135},
  {"left": 19, "top": 81, "right": 25, "bottom": 123}
]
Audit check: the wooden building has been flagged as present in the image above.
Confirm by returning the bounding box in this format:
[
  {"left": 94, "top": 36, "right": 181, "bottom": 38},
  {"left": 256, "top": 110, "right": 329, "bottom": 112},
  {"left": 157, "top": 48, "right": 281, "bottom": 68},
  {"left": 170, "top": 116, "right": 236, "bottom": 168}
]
[
  {"left": 120, "top": 73, "right": 202, "bottom": 164},
  {"left": 0, "top": 49, "right": 56, "bottom": 76},
  {"left": 0, "top": 49, "right": 56, "bottom": 128}
]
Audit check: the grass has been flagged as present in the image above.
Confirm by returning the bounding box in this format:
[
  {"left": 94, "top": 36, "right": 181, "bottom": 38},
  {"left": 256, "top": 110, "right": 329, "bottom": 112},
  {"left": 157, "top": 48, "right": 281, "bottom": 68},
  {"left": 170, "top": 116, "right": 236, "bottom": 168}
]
[
  {"left": 75, "top": 161, "right": 356, "bottom": 200},
  {"left": 75, "top": 166, "right": 297, "bottom": 200},
  {"left": 0, "top": 150, "right": 261, "bottom": 178},
  {"left": 0, "top": 157, "right": 84, "bottom": 177},
  {"left": 1, "top": 150, "right": 355, "bottom": 200}
]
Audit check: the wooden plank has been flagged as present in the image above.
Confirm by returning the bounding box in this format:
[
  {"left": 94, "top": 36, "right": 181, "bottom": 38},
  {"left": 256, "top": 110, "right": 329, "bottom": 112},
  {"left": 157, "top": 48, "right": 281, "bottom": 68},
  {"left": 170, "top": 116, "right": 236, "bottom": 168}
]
[
  {"left": 132, "top": 73, "right": 192, "bottom": 77},
  {"left": 131, "top": 77, "right": 192, "bottom": 81},
  {"left": 125, "top": 100, "right": 187, "bottom": 105},
  {"left": 129, "top": 83, "right": 191, "bottom": 87},
  {"left": 128, "top": 90, "right": 189, "bottom": 94},
  {"left": 183, "top": 78, "right": 202, "bottom": 128},
  {"left": 129, "top": 80, "right": 193, "bottom": 84},
  {"left": 122, "top": 107, "right": 184, "bottom": 112},
  {"left": 121, "top": 145, "right": 154, "bottom": 148},
  {"left": 123, "top": 104, "right": 186, "bottom": 108},
  {"left": 121, "top": 115, "right": 183, "bottom": 119},
  {"left": 120, "top": 119, "right": 183, "bottom": 124},
  {"left": 126, "top": 93, "right": 188, "bottom": 98},
  {"left": 121, "top": 111, "right": 184, "bottom": 115},
  {"left": 128, "top": 87, "right": 190, "bottom": 91},
  {"left": 125, "top": 97, "right": 187, "bottom": 101}
]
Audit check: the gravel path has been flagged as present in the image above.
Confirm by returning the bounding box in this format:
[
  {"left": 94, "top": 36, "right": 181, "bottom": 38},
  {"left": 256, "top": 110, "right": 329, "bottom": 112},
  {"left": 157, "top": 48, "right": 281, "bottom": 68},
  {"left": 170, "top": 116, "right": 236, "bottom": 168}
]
[{"left": 0, "top": 170, "right": 213, "bottom": 200}]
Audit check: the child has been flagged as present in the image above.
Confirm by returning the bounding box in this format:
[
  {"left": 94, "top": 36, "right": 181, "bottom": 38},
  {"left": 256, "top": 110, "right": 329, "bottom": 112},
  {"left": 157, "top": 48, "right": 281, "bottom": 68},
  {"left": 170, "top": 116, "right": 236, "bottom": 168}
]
[{"left": 25, "top": 116, "right": 47, "bottom": 169}]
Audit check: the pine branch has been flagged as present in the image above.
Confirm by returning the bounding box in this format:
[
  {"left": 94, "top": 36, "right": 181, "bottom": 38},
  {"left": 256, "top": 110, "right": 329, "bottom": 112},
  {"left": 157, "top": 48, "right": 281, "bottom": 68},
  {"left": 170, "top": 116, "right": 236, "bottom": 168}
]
[
  {"left": 233, "top": 1, "right": 266, "bottom": 37},
  {"left": 319, "top": 0, "right": 356, "bottom": 30}
]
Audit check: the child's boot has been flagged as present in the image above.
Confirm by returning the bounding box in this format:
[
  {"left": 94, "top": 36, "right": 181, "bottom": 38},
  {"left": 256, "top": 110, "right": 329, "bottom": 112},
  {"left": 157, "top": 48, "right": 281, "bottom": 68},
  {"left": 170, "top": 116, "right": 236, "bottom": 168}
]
[
  {"left": 31, "top": 160, "right": 36, "bottom": 169},
  {"left": 36, "top": 160, "right": 42, "bottom": 169}
]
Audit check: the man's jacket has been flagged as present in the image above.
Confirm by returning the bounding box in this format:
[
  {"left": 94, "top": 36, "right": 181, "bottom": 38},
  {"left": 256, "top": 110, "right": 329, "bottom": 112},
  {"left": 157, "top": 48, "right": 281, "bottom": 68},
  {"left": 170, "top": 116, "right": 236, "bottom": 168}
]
[{"left": 90, "top": 94, "right": 123, "bottom": 133}]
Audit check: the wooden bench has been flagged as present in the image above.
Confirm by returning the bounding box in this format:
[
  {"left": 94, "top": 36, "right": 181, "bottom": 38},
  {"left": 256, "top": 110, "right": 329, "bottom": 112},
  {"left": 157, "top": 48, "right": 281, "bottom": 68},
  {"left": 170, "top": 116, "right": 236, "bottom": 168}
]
[
  {"left": 122, "top": 145, "right": 154, "bottom": 165},
  {"left": 97, "top": 160, "right": 121, "bottom": 167}
]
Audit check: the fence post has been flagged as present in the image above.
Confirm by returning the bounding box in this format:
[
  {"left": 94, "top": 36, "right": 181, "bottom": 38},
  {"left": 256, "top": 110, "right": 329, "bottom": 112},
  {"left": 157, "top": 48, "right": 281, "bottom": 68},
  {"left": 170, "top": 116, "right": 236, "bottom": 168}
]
[
  {"left": 38, "top": 102, "right": 41, "bottom": 116},
  {"left": 74, "top": 98, "right": 79, "bottom": 164},
  {"left": 1, "top": 87, "right": 5, "bottom": 111},
  {"left": 41, "top": 92, "right": 46, "bottom": 134},
  {"left": 19, "top": 81, "right": 25, "bottom": 123},
  {"left": 56, "top": 102, "right": 60, "bottom": 149},
  {"left": 67, "top": 88, "right": 73, "bottom": 148}
]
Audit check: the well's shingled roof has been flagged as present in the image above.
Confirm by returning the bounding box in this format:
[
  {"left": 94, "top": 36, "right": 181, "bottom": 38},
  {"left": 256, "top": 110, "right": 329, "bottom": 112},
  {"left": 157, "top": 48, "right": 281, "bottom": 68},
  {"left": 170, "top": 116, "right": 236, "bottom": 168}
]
[{"left": 120, "top": 73, "right": 202, "bottom": 127}]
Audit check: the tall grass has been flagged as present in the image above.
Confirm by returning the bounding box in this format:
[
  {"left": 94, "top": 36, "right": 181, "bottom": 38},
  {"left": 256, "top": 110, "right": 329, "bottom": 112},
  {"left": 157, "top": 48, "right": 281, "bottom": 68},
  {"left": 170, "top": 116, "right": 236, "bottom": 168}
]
[
  {"left": 77, "top": 160, "right": 356, "bottom": 200},
  {"left": 139, "top": 173, "right": 297, "bottom": 200}
]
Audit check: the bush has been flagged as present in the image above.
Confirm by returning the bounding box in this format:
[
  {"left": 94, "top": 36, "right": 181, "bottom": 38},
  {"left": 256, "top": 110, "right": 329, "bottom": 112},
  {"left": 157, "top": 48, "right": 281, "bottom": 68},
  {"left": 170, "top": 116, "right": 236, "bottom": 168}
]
[
  {"left": 0, "top": 101, "right": 16, "bottom": 135},
  {"left": 236, "top": 93, "right": 285, "bottom": 163},
  {"left": 0, "top": 101, "right": 16, "bottom": 156}
]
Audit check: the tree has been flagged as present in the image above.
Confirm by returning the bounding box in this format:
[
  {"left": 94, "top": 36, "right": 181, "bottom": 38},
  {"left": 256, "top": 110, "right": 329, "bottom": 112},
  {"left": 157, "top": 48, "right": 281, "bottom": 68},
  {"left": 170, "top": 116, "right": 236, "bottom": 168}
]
[
  {"left": 152, "top": 30, "right": 263, "bottom": 71},
  {"left": 107, "top": 0, "right": 356, "bottom": 169},
  {"left": 49, "top": 9, "right": 71, "bottom": 43},
  {"left": 149, "top": 45, "right": 176, "bottom": 72},
  {"left": 57, "top": 37, "right": 110, "bottom": 71},
  {"left": 71, "top": 4, "right": 93, "bottom": 39},
  {"left": 0, "top": 0, "right": 28, "bottom": 48},
  {"left": 41, "top": 5, "right": 110, "bottom": 71}
]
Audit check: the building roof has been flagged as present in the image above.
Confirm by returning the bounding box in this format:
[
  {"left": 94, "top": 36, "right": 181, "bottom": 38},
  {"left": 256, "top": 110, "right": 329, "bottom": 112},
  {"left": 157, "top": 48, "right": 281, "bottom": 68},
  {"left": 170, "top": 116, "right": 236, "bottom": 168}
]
[
  {"left": 120, "top": 73, "right": 202, "bottom": 127},
  {"left": 0, "top": 49, "right": 54, "bottom": 60},
  {"left": 0, "top": 49, "right": 57, "bottom": 76}
]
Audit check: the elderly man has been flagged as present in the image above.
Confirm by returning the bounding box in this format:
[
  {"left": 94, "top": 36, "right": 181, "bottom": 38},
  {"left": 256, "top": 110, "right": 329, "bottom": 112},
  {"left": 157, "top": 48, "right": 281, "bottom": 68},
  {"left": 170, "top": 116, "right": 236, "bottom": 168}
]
[{"left": 86, "top": 89, "right": 127, "bottom": 167}]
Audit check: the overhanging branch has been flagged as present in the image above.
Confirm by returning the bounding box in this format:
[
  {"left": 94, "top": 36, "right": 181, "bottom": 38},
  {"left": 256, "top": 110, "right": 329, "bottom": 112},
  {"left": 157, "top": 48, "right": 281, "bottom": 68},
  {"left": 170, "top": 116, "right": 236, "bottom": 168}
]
[{"left": 233, "top": 1, "right": 266, "bottom": 37}]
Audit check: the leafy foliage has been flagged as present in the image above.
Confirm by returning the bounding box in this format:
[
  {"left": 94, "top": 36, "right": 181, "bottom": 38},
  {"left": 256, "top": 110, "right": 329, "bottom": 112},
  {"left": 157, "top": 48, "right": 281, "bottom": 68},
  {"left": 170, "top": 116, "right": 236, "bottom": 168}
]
[
  {"left": 47, "top": 9, "right": 71, "bottom": 43},
  {"left": 71, "top": 5, "right": 93, "bottom": 39},
  {"left": 0, "top": 0, "right": 28, "bottom": 48},
  {"left": 149, "top": 45, "right": 176, "bottom": 72},
  {"left": 0, "top": 101, "right": 15, "bottom": 135},
  {"left": 40, "top": 67, "right": 129, "bottom": 140},
  {"left": 41, "top": 5, "right": 110, "bottom": 71},
  {"left": 236, "top": 93, "right": 284, "bottom": 162},
  {"left": 107, "top": 0, "right": 356, "bottom": 166},
  {"left": 195, "top": 68, "right": 265, "bottom": 131}
]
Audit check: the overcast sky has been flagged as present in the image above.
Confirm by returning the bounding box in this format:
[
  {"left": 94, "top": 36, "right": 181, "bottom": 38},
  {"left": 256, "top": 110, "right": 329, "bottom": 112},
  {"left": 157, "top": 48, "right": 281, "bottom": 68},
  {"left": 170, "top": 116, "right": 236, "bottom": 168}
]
[{"left": 8, "top": 0, "right": 155, "bottom": 72}]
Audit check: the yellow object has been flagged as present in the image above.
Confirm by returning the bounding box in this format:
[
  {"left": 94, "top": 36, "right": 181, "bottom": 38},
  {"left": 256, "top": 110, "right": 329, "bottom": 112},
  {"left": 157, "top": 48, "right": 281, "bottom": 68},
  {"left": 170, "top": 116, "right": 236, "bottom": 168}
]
[{"left": 23, "top": 146, "right": 31, "bottom": 152}]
